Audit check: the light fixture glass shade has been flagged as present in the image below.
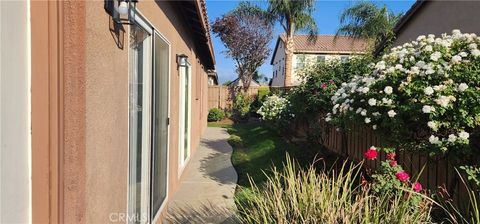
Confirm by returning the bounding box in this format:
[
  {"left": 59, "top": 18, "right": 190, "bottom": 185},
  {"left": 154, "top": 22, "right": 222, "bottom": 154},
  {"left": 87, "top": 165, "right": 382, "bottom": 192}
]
[{"left": 118, "top": 1, "right": 129, "bottom": 15}]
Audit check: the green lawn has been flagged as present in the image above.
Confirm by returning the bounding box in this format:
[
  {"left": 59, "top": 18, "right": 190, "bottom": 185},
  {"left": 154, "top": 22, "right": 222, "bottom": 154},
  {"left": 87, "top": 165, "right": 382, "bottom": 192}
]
[{"left": 208, "top": 121, "right": 320, "bottom": 187}]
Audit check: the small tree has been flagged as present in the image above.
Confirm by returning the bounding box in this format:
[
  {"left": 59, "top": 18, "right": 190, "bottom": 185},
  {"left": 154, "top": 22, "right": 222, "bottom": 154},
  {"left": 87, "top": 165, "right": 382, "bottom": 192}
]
[{"left": 212, "top": 2, "right": 273, "bottom": 92}]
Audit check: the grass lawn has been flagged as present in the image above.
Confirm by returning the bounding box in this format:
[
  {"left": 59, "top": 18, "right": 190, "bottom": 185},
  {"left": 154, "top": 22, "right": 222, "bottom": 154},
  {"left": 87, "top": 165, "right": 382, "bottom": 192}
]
[{"left": 208, "top": 120, "right": 324, "bottom": 187}]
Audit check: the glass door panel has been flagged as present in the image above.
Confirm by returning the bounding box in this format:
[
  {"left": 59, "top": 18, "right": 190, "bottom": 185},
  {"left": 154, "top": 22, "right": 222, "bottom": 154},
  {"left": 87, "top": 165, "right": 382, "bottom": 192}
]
[
  {"left": 150, "top": 32, "right": 169, "bottom": 218},
  {"left": 128, "top": 23, "right": 152, "bottom": 224}
]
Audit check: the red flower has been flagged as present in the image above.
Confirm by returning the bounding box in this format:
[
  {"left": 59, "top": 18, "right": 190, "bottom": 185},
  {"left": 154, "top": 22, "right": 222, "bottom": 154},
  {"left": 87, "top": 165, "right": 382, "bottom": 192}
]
[
  {"left": 389, "top": 160, "right": 397, "bottom": 167},
  {"left": 386, "top": 152, "right": 396, "bottom": 160},
  {"left": 364, "top": 147, "right": 378, "bottom": 160},
  {"left": 395, "top": 171, "right": 410, "bottom": 182},
  {"left": 413, "top": 182, "right": 423, "bottom": 192}
]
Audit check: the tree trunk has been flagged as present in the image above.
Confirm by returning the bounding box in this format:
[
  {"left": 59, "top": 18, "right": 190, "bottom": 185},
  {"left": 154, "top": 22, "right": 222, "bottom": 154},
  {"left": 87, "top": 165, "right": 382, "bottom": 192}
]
[
  {"left": 284, "top": 25, "right": 295, "bottom": 87},
  {"left": 241, "top": 75, "right": 251, "bottom": 93}
]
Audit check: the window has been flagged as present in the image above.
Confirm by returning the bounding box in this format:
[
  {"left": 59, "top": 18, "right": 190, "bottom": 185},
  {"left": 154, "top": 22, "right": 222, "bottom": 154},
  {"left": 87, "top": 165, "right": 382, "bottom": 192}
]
[
  {"left": 296, "top": 54, "right": 306, "bottom": 69},
  {"left": 178, "top": 59, "right": 192, "bottom": 167},
  {"left": 317, "top": 55, "right": 326, "bottom": 63},
  {"left": 341, "top": 56, "right": 349, "bottom": 63},
  {"left": 128, "top": 15, "right": 171, "bottom": 223}
]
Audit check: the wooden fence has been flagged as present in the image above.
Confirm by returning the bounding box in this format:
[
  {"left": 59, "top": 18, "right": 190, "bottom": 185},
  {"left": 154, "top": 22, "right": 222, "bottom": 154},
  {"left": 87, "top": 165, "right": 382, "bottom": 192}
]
[
  {"left": 292, "top": 115, "right": 470, "bottom": 208},
  {"left": 208, "top": 86, "right": 261, "bottom": 110}
]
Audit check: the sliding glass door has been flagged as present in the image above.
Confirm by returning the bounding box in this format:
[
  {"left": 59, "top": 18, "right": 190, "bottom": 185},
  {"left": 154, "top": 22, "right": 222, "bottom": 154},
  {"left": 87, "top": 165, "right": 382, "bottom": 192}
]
[
  {"left": 128, "top": 14, "right": 171, "bottom": 223},
  {"left": 128, "top": 23, "right": 152, "bottom": 224}
]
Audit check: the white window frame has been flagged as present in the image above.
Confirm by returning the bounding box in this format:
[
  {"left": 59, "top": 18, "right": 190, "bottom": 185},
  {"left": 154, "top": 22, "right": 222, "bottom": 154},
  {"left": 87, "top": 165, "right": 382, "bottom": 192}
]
[{"left": 178, "top": 61, "right": 192, "bottom": 174}]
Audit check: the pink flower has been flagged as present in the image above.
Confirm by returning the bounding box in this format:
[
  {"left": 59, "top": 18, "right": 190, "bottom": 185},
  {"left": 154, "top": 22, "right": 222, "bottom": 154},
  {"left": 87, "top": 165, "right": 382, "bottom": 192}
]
[
  {"left": 413, "top": 182, "right": 423, "bottom": 192},
  {"left": 386, "top": 152, "right": 396, "bottom": 160},
  {"left": 329, "top": 80, "right": 335, "bottom": 84},
  {"left": 321, "top": 83, "right": 327, "bottom": 89},
  {"left": 389, "top": 160, "right": 397, "bottom": 167},
  {"left": 395, "top": 171, "right": 410, "bottom": 182},
  {"left": 364, "top": 147, "right": 378, "bottom": 160}
]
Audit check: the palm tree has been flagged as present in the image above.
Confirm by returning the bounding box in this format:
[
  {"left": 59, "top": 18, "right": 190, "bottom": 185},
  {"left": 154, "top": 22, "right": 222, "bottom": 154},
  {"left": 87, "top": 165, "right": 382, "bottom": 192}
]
[
  {"left": 336, "top": 1, "right": 403, "bottom": 50},
  {"left": 268, "top": 0, "right": 318, "bottom": 87}
]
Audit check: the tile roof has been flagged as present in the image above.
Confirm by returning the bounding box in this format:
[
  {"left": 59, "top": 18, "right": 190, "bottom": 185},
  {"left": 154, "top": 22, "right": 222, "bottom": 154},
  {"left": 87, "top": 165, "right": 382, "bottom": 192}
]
[{"left": 280, "top": 34, "right": 368, "bottom": 54}]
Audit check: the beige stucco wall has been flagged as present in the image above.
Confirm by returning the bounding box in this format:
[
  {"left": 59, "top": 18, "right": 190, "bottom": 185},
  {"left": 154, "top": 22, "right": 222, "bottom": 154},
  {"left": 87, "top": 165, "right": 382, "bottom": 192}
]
[
  {"left": 394, "top": 0, "right": 480, "bottom": 46},
  {"left": 80, "top": 1, "right": 210, "bottom": 223},
  {"left": 84, "top": 2, "right": 128, "bottom": 223}
]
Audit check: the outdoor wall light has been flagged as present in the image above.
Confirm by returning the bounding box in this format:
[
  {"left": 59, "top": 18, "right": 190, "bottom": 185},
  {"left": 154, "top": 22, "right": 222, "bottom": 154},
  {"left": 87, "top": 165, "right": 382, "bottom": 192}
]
[
  {"left": 104, "top": 0, "right": 138, "bottom": 25},
  {"left": 177, "top": 54, "right": 189, "bottom": 67}
]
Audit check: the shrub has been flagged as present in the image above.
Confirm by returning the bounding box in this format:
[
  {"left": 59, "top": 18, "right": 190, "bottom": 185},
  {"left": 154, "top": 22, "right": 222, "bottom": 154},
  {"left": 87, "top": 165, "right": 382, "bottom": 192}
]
[
  {"left": 236, "top": 156, "right": 432, "bottom": 223},
  {"left": 288, "top": 56, "right": 374, "bottom": 119},
  {"left": 329, "top": 30, "right": 480, "bottom": 155},
  {"left": 250, "top": 87, "right": 270, "bottom": 115},
  {"left": 228, "top": 134, "right": 243, "bottom": 147},
  {"left": 233, "top": 92, "right": 253, "bottom": 121},
  {"left": 208, "top": 108, "right": 225, "bottom": 122},
  {"left": 256, "top": 95, "right": 290, "bottom": 122}
]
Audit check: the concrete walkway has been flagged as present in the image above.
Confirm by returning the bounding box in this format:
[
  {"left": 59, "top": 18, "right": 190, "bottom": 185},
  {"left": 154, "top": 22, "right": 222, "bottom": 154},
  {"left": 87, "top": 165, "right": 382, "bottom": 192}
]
[{"left": 165, "top": 127, "right": 238, "bottom": 224}]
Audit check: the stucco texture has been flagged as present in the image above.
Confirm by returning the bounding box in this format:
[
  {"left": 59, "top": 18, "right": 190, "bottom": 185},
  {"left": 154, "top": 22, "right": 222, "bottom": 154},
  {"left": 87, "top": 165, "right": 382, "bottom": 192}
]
[
  {"left": 84, "top": 2, "right": 129, "bottom": 223},
  {"left": 78, "top": 1, "right": 209, "bottom": 223},
  {"left": 394, "top": 1, "right": 480, "bottom": 46}
]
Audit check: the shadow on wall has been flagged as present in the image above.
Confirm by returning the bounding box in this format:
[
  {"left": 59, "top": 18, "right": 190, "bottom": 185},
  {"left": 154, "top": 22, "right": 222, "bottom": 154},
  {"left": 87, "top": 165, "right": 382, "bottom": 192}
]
[
  {"left": 164, "top": 202, "right": 239, "bottom": 224},
  {"left": 108, "top": 12, "right": 126, "bottom": 49}
]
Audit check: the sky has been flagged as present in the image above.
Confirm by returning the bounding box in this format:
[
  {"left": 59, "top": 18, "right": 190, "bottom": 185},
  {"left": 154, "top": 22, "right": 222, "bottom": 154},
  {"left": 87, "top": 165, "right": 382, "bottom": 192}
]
[{"left": 205, "top": 0, "right": 416, "bottom": 84}]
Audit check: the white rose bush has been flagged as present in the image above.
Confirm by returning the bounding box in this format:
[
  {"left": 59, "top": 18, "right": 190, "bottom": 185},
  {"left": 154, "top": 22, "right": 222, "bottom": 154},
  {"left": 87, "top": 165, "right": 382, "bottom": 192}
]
[
  {"left": 328, "top": 30, "right": 480, "bottom": 155},
  {"left": 257, "top": 95, "right": 290, "bottom": 122}
]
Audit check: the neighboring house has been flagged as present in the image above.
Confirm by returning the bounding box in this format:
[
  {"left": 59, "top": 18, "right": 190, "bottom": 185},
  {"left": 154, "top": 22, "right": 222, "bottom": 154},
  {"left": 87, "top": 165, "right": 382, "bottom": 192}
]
[
  {"left": 383, "top": 0, "right": 480, "bottom": 49},
  {"left": 228, "top": 78, "right": 261, "bottom": 87},
  {"left": 270, "top": 35, "right": 367, "bottom": 87},
  {"left": 207, "top": 70, "right": 219, "bottom": 85},
  {"left": 1, "top": 0, "right": 214, "bottom": 223}
]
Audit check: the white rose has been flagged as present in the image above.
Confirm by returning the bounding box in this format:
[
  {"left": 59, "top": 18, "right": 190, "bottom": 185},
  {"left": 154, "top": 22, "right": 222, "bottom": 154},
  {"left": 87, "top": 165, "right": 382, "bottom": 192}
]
[
  {"left": 430, "top": 51, "right": 442, "bottom": 61},
  {"left": 325, "top": 117, "right": 332, "bottom": 122},
  {"left": 356, "top": 107, "right": 363, "bottom": 114},
  {"left": 368, "top": 98, "right": 377, "bottom": 106},
  {"left": 424, "top": 86, "right": 434, "bottom": 95},
  {"left": 451, "top": 55, "right": 462, "bottom": 64},
  {"left": 364, "top": 117, "right": 371, "bottom": 124},
  {"left": 362, "top": 87, "right": 370, "bottom": 94},
  {"left": 472, "top": 49, "right": 480, "bottom": 57},
  {"left": 425, "top": 45, "right": 433, "bottom": 52},
  {"left": 429, "top": 135, "right": 440, "bottom": 145},
  {"left": 448, "top": 134, "right": 457, "bottom": 143},
  {"left": 372, "top": 125, "right": 377, "bottom": 130},
  {"left": 435, "top": 96, "right": 451, "bottom": 107},
  {"left": 458, "top": 83, "right": 468, "bottom": 92},
  {"left": 459, "top": 131, "right": 470, "bottom": 140},
  {"left": 427, "top": 121, "right": 437, "bottom": 130},
  {"left": 384, "top": 86, "right": 393, "bottom": 95},
  {"left": 422, "top": 105, "right": 435, "bottom": 113},
  {"left": 382, "top": 98, "right": 393, "bottom": 105},
  {"left": 387, "top": 110, "right": 397, "bottom": 118},
  {"left": 361, "top": 109, "right": 367, "bottom": 116}
]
